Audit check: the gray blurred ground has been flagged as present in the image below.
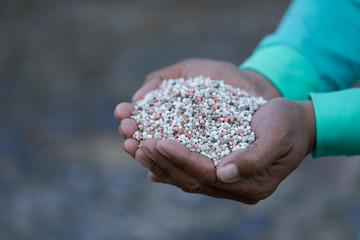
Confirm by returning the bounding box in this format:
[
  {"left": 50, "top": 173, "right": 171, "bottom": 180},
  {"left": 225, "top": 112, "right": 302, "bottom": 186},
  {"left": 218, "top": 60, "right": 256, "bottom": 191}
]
[{"left": 1, "top": 1, "right": 360, "bottom": 239}]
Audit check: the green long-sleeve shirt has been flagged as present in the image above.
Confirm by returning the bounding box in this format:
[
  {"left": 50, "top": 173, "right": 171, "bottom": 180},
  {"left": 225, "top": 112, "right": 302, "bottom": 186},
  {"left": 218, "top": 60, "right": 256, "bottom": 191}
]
[{"left": 240, "top": 0, "right": 360, "bottom": 157}]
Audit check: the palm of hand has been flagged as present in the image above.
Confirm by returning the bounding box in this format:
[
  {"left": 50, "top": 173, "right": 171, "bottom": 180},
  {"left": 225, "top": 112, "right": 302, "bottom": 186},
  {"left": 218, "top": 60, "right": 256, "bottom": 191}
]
[
  {"left": 113, "top": 58, "right": 313, "bottom": 204},
  {"left": 115, "top": 58, "right": 279, "bottom": 157},
  {"left": 133, "top": 98, "right": 313, "bottom": 203}
]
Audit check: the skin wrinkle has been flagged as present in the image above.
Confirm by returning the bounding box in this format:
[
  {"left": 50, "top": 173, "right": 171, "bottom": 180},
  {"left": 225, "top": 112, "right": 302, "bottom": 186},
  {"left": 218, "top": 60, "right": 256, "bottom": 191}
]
[
  {"left": 147, "top": 171, "right": 163, "bottom": 183},
  {"left": 156, "top": 139, "right": 263, "bottom": 200},
  {"left": 137, "top": 147, "right": 189, "bottom": 192},
  {"left": 131, "top": 75, "right": 265, "bottom": 163},
  {"left": 157, "top": 140, "right": 228, "bottom": 189},
  {"left": 143, "top": 140, "right": 199, "bottom": 189},
  {"left": 115, "top": 59, "right": 317, "bottom": 203}
]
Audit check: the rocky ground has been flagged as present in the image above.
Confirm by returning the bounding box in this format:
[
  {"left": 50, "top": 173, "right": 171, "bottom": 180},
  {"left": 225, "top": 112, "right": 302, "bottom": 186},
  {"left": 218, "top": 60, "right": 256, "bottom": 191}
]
[{"left": 1, "top": 1, "right": 360, "bottom": 239}]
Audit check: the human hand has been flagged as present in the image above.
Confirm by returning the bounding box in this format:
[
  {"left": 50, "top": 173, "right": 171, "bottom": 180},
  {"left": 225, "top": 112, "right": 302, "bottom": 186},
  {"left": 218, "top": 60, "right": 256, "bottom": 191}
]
[
  {"left": 114, "top": 58, "right": 281, "bottom": 158},
  {"left": 136, "top": 98, "right": 316, "bottom": 203}
]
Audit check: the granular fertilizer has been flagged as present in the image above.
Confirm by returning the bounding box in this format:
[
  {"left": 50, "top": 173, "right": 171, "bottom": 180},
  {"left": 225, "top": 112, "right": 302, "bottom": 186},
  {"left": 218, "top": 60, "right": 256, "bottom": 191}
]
[{"left": 131, "top": 76, "right": 266, "bottom": 166}]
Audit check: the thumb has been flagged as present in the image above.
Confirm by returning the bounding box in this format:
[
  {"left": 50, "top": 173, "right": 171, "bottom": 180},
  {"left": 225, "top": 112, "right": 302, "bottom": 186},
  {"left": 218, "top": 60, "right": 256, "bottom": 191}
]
[
  {"left": 132, "top": 62, "right": 184, "bottom": 102},
  {"left": 132, "top": 61, "right": 187, "bottom": 102},
  {"left": 216, "top": 138, "right": 281, "bottom": 183},
  {"left": 132, "top": 74, "right": 162, "bottom": 102}
]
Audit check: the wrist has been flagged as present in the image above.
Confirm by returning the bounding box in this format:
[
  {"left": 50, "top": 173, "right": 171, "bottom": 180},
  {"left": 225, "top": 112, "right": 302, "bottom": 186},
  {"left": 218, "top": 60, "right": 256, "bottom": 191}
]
[
  {"left": 239, "top": 69, "right": 282, "bottom": 100},
  {"left": 296, "top": 100, "right": 316, "bottom": 154}
]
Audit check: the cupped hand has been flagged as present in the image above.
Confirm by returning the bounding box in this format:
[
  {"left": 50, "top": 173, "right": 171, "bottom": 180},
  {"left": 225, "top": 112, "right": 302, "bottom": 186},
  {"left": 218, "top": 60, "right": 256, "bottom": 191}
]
[
  {"left": 135, "top": 98, "right": 316, "bottom": 203},
  {"left": 114, "top": 58, "right": 281, "bottom": 158}
]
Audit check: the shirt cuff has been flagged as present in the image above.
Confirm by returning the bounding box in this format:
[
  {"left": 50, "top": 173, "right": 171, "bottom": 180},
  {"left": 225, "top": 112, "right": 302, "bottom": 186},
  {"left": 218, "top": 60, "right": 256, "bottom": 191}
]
[
  {"left": 240, "top": 44, "right": 323, "bottom": 100},
  {"left": 310, "top": 89, "right": 360, "bottom": 157}
]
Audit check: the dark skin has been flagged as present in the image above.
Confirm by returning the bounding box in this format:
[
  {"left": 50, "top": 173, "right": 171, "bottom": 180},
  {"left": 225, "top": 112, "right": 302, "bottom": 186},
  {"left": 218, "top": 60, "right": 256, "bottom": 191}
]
[{"left": 114, "top": 58, "right": 316, "bottom": 204}]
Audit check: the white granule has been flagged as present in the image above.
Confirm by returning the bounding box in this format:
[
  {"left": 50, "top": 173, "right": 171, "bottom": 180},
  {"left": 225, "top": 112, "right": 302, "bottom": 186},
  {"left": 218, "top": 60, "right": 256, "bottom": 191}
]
[{"left": 131, "top": 76, "right": 266, "bottom": 166}]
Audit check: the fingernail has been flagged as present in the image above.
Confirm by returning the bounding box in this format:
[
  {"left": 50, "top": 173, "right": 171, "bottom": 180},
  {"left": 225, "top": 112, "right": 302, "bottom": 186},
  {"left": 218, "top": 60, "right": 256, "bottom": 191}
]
[
  {"left": 136, "top": 158, "right": 151, "bottom": 169},
  {"left": 218, "top": 164, "right": 240, "bottom": 183}
]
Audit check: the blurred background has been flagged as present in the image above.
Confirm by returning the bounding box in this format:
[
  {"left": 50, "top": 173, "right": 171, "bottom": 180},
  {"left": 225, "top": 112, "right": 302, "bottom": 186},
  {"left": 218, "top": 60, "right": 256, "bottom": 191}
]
[{"left": 1, "top": 0, "right": 360, "bottom": 239}]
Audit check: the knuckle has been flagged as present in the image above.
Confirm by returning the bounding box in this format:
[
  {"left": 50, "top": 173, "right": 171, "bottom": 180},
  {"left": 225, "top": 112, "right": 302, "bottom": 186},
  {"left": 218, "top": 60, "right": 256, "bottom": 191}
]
[
  {"left": 151, "top": 168, "right": 168, "bottom": 179},
  {"left": 161, "top": 164, "right": 175, "bottom": 176},
  {"left": 175, "top": 157, "right": 188, "bottom": 171},
  {"left": 187, "top": 181, "right": 205, "bottom": 194},
  {"left": 243, "top": 151, "right": 263, "bottom": 171},
  {"left": 179, "top": 151, "right": 198, "bottom": 171},
  {"left": 186, "top": 151, "right": 217, "bottom": 185},
  {"left": 198, "top": 173, "right": 217, "bottom": 185},
  {"left": 282, "top": 134, "right": 294, "bottom": 153},
  {"left": 249, "top": 176, "right": 277, "bottom": 200}
]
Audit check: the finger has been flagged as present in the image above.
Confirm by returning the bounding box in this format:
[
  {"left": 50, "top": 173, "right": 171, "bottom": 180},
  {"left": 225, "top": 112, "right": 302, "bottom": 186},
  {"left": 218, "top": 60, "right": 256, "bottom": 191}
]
[
  {"left": 142, "top": 140, "right": 258, "bottom": 204},
  {"left": 119, "top": 118, "right": 138, "bottom": 138},
  {"left": 155, "top": 139, "right": 250, "bottom": 192},
  {"left": 123, "top": 138, "right": 139, "bottom": 158},
  {"left": 143, "top": 139, "right": 219, "bottom": 191},
  {"left": 132, "top": 63, "right": 183, "bottom": 102},
  {"left": 132, "top": 74, "right": 162, "bottom": 102},
  {"left": 216, "top": 130, "right": 285, "bottom": 184},
  {"left": 135, "top": 146, "right": 188, "bottom": 192},
  {"left": 142, "top": 139, "right": 212, "bottom": 190},
  {"left": 114, "top": 102, "right": 135, "bottom": 121},
  {"left": 155, "top": 139, "right": 218, "bottom": 185},
  {"left": 147, "top": 167, "right": 257, "bottom": 203},
  {"left": 140, "top": 120, "right": 281, "bottom": 201},
  {"left": 134, "top": 147, "right": 152, "bottom": 169},
  {"left": 147, "top": 171, "right": 163, "bottom": 183}
]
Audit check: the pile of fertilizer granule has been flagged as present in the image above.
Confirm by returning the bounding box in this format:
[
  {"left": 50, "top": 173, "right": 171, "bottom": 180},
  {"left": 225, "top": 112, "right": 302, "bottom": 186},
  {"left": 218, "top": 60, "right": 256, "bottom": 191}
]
[{"left": 131, "top": 76, "right": 266, "bottom": 166}]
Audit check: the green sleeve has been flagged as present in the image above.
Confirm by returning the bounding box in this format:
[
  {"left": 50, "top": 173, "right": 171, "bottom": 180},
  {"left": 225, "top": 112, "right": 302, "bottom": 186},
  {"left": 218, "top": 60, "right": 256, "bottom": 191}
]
[
  {"left": 240, "top": 44, "right": 322, "bottom": 101},
  {"left": 241, "top": 0, "right": 360, "bottom": 96},
  {"left": 253, "top": 0, "right": 360, "bottom": 91},
  {"left": 240, "top": 0, "right": 360, "bottom": 157},
  {"left": 310, "top": 89, "right": 360, "bottom": 157}
]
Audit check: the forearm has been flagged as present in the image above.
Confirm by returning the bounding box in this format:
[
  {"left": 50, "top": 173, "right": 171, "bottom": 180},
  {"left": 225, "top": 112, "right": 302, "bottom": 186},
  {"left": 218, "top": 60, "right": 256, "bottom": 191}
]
[
  {"left": 239, "top": 0, "right": 360, "bottom": 157},
  {"left": 241, "top": 0, "right": 360, "bottom": 99},
  {"left": 238, "top": 69, "right": 360, "bottom": 157},
  {"left": 252, "top": 0, "right": 360, "bottom": 91}
]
